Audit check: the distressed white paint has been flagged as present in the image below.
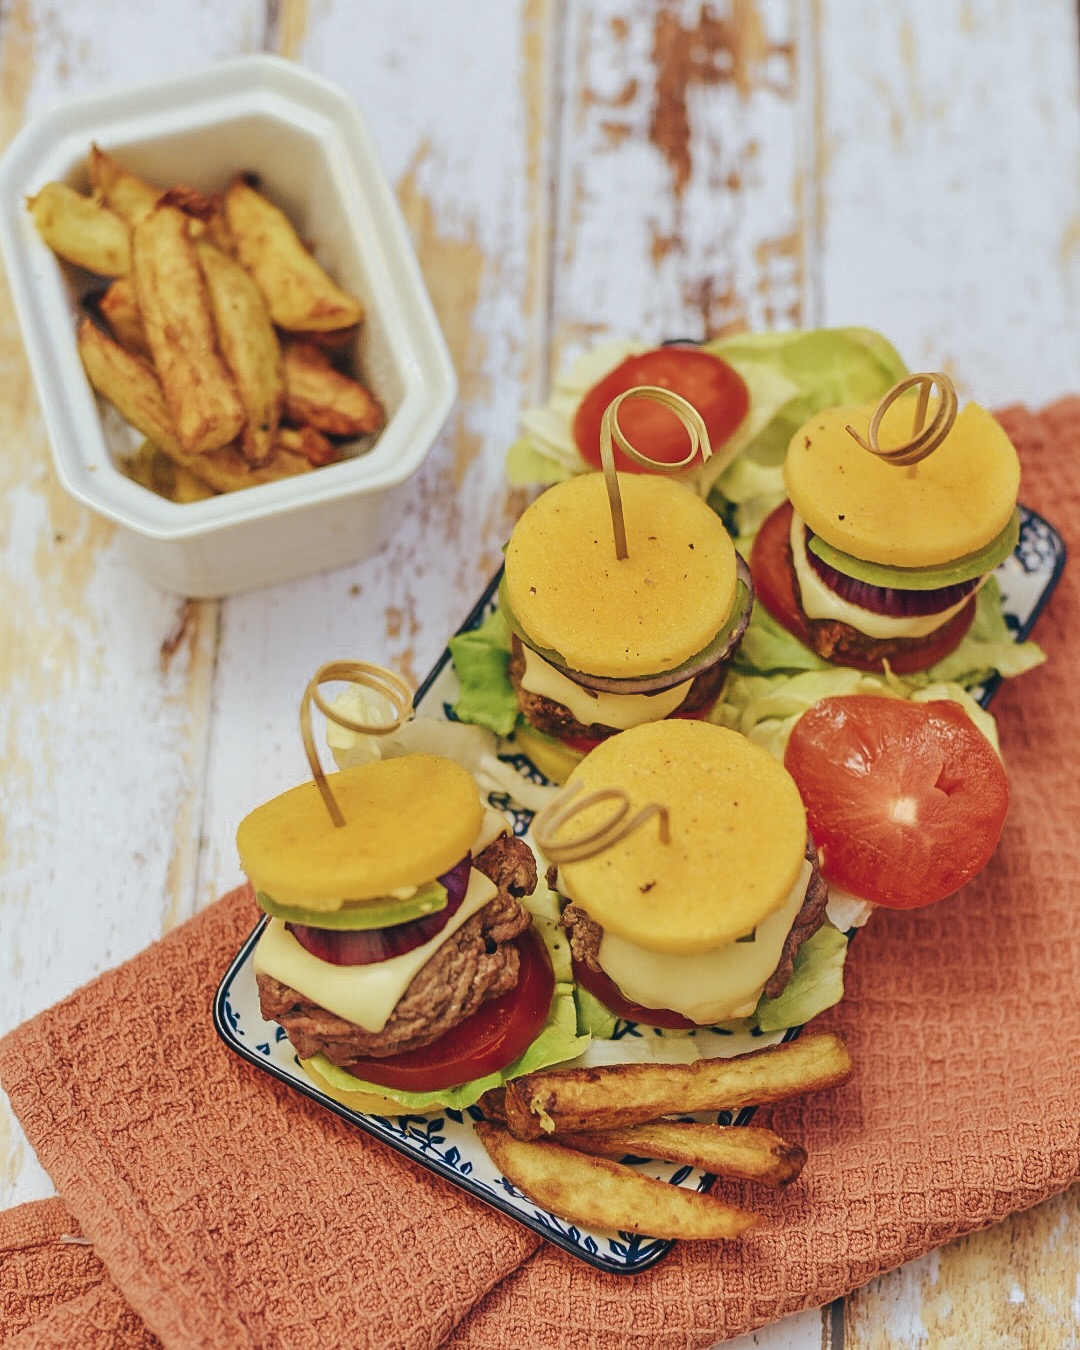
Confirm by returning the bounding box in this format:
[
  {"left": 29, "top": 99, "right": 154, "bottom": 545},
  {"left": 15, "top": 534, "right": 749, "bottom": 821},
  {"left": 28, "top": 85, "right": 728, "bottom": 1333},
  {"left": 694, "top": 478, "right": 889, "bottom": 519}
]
[{"left": 1, "top": 1, "right": 1078, "bottom": 1345}]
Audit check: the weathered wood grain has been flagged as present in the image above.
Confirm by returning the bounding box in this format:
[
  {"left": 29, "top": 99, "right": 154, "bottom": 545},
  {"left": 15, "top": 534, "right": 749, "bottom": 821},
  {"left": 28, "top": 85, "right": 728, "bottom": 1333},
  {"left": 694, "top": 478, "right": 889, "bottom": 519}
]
[{"left": 0, "top": 0, "right": 1077, "bottom": 1345}]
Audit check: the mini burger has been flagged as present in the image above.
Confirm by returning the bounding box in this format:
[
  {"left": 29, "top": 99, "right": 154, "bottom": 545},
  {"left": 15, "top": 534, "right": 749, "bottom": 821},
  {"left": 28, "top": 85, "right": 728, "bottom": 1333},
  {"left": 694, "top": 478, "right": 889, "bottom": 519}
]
[
  {"left": 541, "top": 718, "right": 840, "bottom": 1032},
  {"left": 500, "top": 471, "right": 753, "bottom": 784},
  {"left": 237, "top": 753, "right": 582, "bottom": 1113},
  {"left": 750, "top": 381, "right": 1021, "bottom": 673}
]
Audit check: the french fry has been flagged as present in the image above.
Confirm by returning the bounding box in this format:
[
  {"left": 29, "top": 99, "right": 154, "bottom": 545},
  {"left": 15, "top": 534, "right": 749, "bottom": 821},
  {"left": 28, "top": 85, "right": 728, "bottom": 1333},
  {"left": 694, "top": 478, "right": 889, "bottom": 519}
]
[
  {"left": 119, "top": 440, "right": 218, "bottom": 503},
  {"left": 88, "top": 143, "right": 161, "bottom": 223},
  {"left": 276, "top": 423, "right": 340, "bottom": 468},
  {"left": 224, "top": 176, "right": 364, "bottom": 332},
  {"left": 502, "top": 1031, "right": 853, "bottom": 1140},
  {"left": 282, "top": 341, "right": 384, "bottom": 437},
  {"left": 96, "top": 277, "right": 151, "bottom": 359},
  {"left": 197, "top": 241, "right": 283, "bottom": 465},
  {"left": 27, "top": 182, "right": 131, "bottom": 276},
  {"left": 554, "top": 1121, "right": 807, "bottom": 1188},
  {"left": 474, "top": 1123, "right": 757, "bottom": 1241},
  {"left": 77, "top": 321, "right": 312, "bottom": 494},
  {"left": 131, "top": 203, "right": 245, "bottom": 455}
]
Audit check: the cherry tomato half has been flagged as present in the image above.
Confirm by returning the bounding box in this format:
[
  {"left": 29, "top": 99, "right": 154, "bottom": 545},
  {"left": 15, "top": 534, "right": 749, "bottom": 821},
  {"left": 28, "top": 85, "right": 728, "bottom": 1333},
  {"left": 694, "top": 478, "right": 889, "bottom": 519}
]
[
  {"left": 783, "top": 695, "right": 1009, "bottom": 909},
  {"left": 572, "top": 955, "right": 698, "bottom": 1030},
  {"left": 749, "top": 502, "right": 977, "bottom": 674},
  {"left": 338, "top": 928, "right": 555, "bottom": 1091},
  {"left": 572, "top": 346, "right": 749, "bottom": 472}
]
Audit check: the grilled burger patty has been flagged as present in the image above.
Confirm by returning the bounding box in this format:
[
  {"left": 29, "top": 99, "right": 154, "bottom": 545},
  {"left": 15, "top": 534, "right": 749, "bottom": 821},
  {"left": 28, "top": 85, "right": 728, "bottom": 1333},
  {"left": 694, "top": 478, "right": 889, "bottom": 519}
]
[
  {"left": 257, "top": 834, "right": 537, "bottom": 1065},
  {"left": 559, "top": 835, "right": 828, "bottom": 1010},
  {"left": 507, "top": 633, "right": 731, "bottom": 743}
]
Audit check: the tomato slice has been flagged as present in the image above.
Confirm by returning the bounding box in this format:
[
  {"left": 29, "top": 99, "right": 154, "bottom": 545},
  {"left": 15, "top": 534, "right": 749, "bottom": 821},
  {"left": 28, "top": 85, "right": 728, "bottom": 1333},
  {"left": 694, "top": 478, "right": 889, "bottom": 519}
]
[
  {"left": 572, "top": 346, "right": 749, "bottom": 472},
  {"left": 572, "top": 955, "right": 698, "bottom": 1030},
  {"left": 337, "top": 928, "right": 555, "bottom": 1090},
  {"left": 783, "top": 695, "right": 1009, "bottom": 909},
  {"left": 749, "top": 501, "right": 816, "bottom": 645},
  {"left": 750, "top": 502, "right": 978, "bottom": 674}
]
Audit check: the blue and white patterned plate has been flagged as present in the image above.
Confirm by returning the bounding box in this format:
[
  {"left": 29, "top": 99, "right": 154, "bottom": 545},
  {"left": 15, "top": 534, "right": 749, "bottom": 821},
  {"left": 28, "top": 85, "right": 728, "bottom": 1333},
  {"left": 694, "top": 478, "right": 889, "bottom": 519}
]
[{"left": 214, "top": 504, "right": 1064, "bottom": 1275}]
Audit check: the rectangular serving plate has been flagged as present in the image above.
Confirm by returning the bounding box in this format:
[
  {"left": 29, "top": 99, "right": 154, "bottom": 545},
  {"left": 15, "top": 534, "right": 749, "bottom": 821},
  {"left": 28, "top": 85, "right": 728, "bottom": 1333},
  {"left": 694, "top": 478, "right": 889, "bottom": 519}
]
[{"left": 214, "top": 502, "right": 1065, "bottom": 1274}]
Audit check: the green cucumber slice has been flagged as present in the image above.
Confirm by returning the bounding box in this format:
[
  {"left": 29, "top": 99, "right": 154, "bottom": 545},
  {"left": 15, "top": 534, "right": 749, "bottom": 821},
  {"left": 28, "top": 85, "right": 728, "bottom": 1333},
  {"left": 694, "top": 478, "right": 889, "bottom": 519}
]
[
  {"left": 255, "top": 879, "right": 448, "bottom": 930},
  {"left": 806, "top": 509, "right": 1019, "bottom": 591}
]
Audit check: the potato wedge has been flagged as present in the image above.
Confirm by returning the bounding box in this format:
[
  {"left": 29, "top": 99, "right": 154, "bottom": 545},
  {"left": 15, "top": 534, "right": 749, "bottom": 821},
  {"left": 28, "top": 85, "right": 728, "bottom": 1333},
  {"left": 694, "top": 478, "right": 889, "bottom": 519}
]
[
  {"left": 503, "top": 1031, "right": 853, "bottom": 1139},
  {"left": 224, "top": 176, "right": 364, "bottom": 331},
  {"left": 555, "top": 1121, "right": 807, "bottom": 1188},
  {"left": 276, "top": 424, "right": 340, "bottom": 468},
  {"left": 119, "top": 440, "right": 218, "bottom": 503},
  {"left": 131, "top": 203, "right": 245, "bottom": 455},
  {"left": 474, "top": 1123, "right": 756, "bottom": 1240},
  {"left": 77, "top": 321, "right": 311, "bottom": 494},
  {"left": 282, "top": 341, "right": 384, "bottom": 437},
  {"left": 27, "top": 182, "right": 131, "bottom": 276},
  {"left": 96, "top": 277, "right": 151, "bottom": 359},
  {"left": 88, "top": 143, "right": 161, "bottom": 223},
  {"left": 197, "top": 241, "right": 283, "bottom": 465}
]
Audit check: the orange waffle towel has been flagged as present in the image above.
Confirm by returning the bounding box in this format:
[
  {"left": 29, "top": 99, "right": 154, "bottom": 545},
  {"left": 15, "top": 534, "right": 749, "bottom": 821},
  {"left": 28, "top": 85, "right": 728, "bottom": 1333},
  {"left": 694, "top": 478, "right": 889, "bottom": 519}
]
[{"left": 2, "top": 401, "right": 1079, "bottom": 1350}]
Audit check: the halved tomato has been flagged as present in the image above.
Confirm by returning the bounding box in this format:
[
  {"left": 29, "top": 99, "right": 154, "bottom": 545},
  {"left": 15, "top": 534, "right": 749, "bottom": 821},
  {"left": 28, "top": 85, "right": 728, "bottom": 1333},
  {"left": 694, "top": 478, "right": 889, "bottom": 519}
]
[
  {"left": 783, "top": 695, "right": 1009, "bottom": 909},
  {"left": 572, "top": 346, "right": 749, "bottom": 472},
  {"left": 338, "top": 928, "right": 555, "bottom": 1090},
  {"left": 572, "top": 955, "right": 698, "bottom": 1030}
]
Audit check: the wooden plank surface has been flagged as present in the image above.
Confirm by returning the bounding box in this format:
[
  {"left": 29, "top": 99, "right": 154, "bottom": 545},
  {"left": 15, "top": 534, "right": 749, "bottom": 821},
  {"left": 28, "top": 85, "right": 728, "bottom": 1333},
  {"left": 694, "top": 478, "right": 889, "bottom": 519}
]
[{"left": 0, "top": 1, "right": 1077, "bottom": 1346}]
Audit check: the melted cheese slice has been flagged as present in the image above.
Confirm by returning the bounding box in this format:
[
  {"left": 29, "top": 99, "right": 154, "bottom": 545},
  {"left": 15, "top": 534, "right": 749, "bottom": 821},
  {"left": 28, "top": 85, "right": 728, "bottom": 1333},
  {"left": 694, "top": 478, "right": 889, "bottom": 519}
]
[
  {"left": 253, "top": 867, "right": 498, "bottom": 1033},
  {"left": 520, "top": 645, "right": 692, "bottom": 731},
  {"left": 595, "top": 859, "right": 811, "bottom": 1024},
  {"left": 791, "top": 512, "right": 975, "bottom": 640}
]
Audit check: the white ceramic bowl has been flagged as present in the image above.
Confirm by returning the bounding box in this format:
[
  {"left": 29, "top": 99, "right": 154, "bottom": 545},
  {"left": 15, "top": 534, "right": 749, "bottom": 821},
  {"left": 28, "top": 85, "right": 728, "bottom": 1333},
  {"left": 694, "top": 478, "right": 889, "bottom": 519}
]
[{"left": 0, "top": 55, "right": 457, "bottom": 598}]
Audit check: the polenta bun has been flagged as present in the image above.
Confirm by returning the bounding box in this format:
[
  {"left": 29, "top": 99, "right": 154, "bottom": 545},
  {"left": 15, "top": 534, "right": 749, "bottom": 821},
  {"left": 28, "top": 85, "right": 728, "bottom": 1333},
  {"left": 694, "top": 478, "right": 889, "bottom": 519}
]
[
  {"left": 547, "top": 720, "right": 834, "bottom": 1030},
  {"left": 501, "top": 472, "right": 753, "bottom": 783},
  {"left": 238, "top": 753, "right": 580, "bottom": 1113},
  {"left": 750, "top": 395, "right": 1021, "bottom": 672}
]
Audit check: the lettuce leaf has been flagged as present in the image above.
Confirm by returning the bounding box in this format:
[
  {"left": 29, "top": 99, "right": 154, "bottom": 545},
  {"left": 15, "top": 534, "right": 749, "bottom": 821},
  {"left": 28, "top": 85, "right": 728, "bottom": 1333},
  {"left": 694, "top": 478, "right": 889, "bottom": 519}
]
[
  {"left": 446, "top": 605, "right": 518, "bottom": 737},
  {"left": 750, "top": 922, "right": 848, "bottom": 1034}
]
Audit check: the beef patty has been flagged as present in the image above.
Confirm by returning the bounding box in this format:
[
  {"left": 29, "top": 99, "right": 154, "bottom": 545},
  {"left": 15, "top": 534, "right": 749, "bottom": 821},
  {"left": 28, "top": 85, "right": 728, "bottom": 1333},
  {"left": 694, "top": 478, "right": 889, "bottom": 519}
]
[
  {"left": 559, "top": 834, "right": 828, "bottom": 1014},
  {"left": 508, "top": 633, "right": 730, "bottom": 743},
  {"left": 257, "top": 833, "right": 536, "bottom": 1065}
]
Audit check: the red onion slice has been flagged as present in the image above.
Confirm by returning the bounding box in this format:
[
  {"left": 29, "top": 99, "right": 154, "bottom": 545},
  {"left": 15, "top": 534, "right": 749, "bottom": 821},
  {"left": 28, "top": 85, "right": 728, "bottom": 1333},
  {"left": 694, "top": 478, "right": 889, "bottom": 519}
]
[
  {"left": 286, "top": 854, "right": 472, "bottom": 966},
  {"left": 804, "top": 537, "right": 981, "bottom": 617}
]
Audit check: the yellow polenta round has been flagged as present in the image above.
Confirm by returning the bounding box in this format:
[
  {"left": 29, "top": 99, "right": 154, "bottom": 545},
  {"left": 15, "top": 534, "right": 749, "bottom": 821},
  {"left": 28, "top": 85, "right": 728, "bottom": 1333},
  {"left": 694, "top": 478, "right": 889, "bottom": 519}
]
[
  {"left": 554, "top": 721, "right": 807, "bottom": 955},
  {"left": 236, "top": 755, "right": 482, "bottom": 909},
  {"left": 504, "top": 473, "right": 737, "bottom": 678},
  {"left": 784, "top": 399, "right": 1020, "bottom": 568}
]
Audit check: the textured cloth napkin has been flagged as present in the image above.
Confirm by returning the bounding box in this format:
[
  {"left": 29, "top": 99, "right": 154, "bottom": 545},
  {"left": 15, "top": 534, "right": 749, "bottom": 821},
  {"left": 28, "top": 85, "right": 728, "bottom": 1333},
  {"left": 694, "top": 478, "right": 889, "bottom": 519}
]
[{"left": 2, "top": 400, "right": 1079, "bottom": 1350}]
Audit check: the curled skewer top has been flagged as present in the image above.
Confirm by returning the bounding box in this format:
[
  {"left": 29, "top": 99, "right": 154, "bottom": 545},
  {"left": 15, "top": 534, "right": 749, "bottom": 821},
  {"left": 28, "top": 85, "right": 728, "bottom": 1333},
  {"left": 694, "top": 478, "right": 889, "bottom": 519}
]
[
  {"left": 845, "top": 371, "right": 958, "bottom": 467},
  {"left": 532, "top": 778, "right": 670, "bottom": 865},
  {"left": 599, "top": 385, "right": 712, "bottom": 559},
  {"left": 299, "top": 661, "right": 414, "bottom": 827}
]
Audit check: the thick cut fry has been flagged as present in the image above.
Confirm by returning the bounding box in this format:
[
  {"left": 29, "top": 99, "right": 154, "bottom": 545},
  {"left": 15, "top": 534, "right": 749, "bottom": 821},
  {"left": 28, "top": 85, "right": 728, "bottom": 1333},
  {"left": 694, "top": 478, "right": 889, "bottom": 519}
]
[
  {"left": 502, "top": 1031, "right": 853, "bottom": 1140},
  {"left": 27, "top": 182, "right": 131, "bottom": 276},
  {"left": 555, "top": 1121, "right": 807, "bottom": 1188},
  {"left": 276, "top": 424, "right": 340, "bottom": 468},
  {"left": 224, "top": 176, "right": 364, "bottom": 331},
  {"left": 197, "top": 241, "right": 283, "bottom": 465},
  {"left": 77, "top": 321, "right": 312, "bottom": 494},
  {"left": 282, "top": 341, "right": 384, "bottom": 437},
  {"left": 88, "top": 144, "right": 161, "bottom": 223},
  {"left": 131, "top": 204, "right": 245, "bottom": 455},
  {"left": 97, "top": 277, "right": 151, "bottom": 358},
  {"left": 475, "top": 1123, "right": 757, "bottom": 1240},
  {"left": 120, "top": 441, "right": 218, "bottom": 503}
]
